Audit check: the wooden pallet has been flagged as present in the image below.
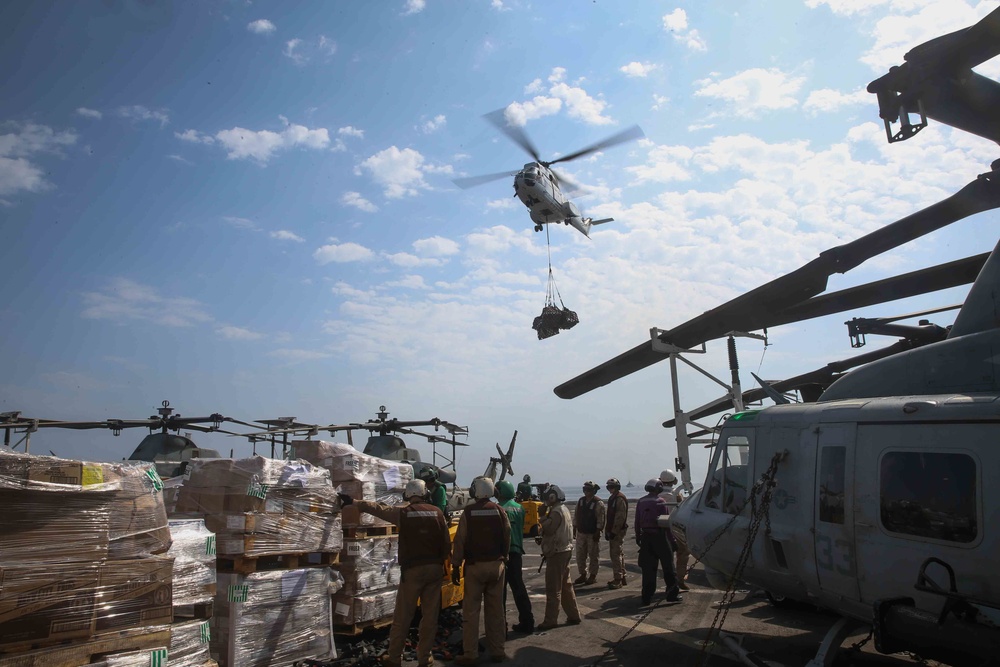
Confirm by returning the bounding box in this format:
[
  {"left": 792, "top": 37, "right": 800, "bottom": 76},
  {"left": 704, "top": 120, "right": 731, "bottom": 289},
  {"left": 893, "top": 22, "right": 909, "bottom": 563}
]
[
  {"left": 332, "top": 616, "right": 394, "bottom": 636},
  {"left": 343, "top": 524, "right": 399, "bottom": 538},
  {"left": 217, "top": 550, "right": 339, "bottom": 574},
  {"left": 0, "top": 627, "right": 171, "bottom": 667}
]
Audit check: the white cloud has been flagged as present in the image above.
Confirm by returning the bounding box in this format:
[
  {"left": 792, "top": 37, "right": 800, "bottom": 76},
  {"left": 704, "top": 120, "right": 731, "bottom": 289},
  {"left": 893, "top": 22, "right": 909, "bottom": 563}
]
[
  {"left": 268, "top": 348, "right": 332, "bottom": 362},
  {"left": 402, "top": 0, "right": 426, "bottom": 15},
  {"left": 694, "top": 68, "right": 805, "bottom": 117},
  {"left": 486, "top": 198, "right": 518, "bottom": 210},
  {"left": 524, "top": 79, "right": 544, "bottom": 95},
  {"left": 384, "top": 252, "right": 445, "bottom": 268},
  {"left": 550, "top": 81, "right": 614, "bottom": 125},
  {"left": 491, "top": 0, "right": 511, "bottom": 10},
  {"left": 859, "top": 2, "right": 985, "bottom": 71},
  {"left": 663, "top": 8, "right": 707, "bottom": 51},
  {"left": 284, "top": 38, "right": 306, "bottom": 65},
  {"left": 0, "top": 121, "right": 78, "bottom": 197},
  {"left": 167, "top": 154, "right": 192, "bottom": 164},
  {"left": 223, "top": 216, "right": 260, "bottom": 231},
  {"left": 174, "top": 129, "right": 215, "bottom": 144},
  {"left": 117, "top": 105, "right": 169, "bottom": 127},
  {"left": 217, "top": 326, "right": 265, "bottom": 341},
  {"left": 413, "top": 236, "right": 460, "bottom": 256},
  {"left": 81, "top": 277, "right": 212, "bottom": 327},
  {"left": 314, "top": 241, "right": 375, "bottom": 264},
  {"left": 386, "top": 275, "right": 428, "bottom": 289},
  {"left": 319, "top": 35, "right": 337, "bottom": 56},
  {"left": 803, "top": 88, "right": 872, "bottom": 114},
  {"left": 465, "top": 225, "right": 546, "bottom": 256},
  {"left": 358, "top": 146, "right": 438, "bottom": 198},
  {"left": 504, "top": 97, "right": 563, "bottom": 126},
  {"left": 339, "top": 126, "right": 364, "bottom": 138},
  {"left": 620, "top": 61, "right": 659, "bottom": 78},
  {"left": 270, "top": 230, "right": 305, "bottom": 242},
  {"left": 652, "top": 94, "right": 670, "bottom": 111},
  {"left": 507, "top": 68, "right": 614, "bottom": 126},
  {"left": 341, "top": 191, "right": 378, "bottom": 212},
  {"left": 214, "top": 121, "right": 330, "bottom": 164},
  {"left": 421, "top": 114, "right": 447, "bottom": 134},
  {"left": 247, "top": 19, "right": 276, "bottom": 34},
  {"left": 76, "top": 107, "right": 102, "bottom": 120}
]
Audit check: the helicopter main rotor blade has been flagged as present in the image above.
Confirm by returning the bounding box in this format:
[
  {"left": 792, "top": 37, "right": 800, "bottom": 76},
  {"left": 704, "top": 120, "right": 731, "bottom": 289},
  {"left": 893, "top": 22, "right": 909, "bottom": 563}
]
[
  {"left": 554, "top": 167, "right": 1000, "bottom": 399},
  {"left": 550, "top": 168, "right": 586, "bottom": 196},
  {"left": 547, "top": 125, "right": 645, "bottom": 166},
  {"left": 453, "top": 170, "right": 519, "bottom": 190},
  {"left": 484, "top": 108, "right": 542, "bottom": 162}
]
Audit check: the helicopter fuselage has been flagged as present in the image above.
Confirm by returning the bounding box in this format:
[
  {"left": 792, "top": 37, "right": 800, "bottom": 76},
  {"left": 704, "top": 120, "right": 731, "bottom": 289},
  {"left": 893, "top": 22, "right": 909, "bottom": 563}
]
[
  {"left": 672, "top": 394, "right": 1000, "bottom": 642},
  {"left": 513, "top": 162, "right": 604, "bottom": 237}
]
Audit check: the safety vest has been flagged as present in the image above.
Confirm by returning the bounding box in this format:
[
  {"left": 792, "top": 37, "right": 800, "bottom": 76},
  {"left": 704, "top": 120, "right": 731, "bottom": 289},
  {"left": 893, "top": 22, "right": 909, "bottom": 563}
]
[
  {"left": 463, "top": 500, "right": 506, "bottom": 563},
  {"left": 577, "top": 496, "right": 600, "bottom": 534},
  {"left": 606, "top": 491, "right": 629, "bottom": 531},
  {"left": 398, "top": 502, "right": 449, "bottom": 568}
]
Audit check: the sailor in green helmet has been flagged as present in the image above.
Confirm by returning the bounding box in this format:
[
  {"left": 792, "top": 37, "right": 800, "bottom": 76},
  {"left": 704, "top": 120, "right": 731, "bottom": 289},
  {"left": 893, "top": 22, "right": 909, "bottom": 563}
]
[{"left": 496, "top": 479, "right": 535, "bottom": 633}]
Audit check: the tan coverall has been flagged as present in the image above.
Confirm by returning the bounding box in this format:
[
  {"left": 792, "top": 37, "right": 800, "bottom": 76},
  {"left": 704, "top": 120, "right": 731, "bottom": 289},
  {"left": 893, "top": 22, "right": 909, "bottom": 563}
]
[
  {"left": 452, "top": 500, "right": 512, "bottom": 662},
  {"left": 573, "top": 494, "right": 606, "bottom": 582},
  {"left": 355, "top": 499, "right": 451, "bottom": 667},
  {"left": 538, "top": 501, "right": 581, "bottom": 626},
  {"left": 660, "top": 486, "right": 690, "bottom": 584},
  {"left": 604, "top": 491, "right": 629, "bottom": 585}
]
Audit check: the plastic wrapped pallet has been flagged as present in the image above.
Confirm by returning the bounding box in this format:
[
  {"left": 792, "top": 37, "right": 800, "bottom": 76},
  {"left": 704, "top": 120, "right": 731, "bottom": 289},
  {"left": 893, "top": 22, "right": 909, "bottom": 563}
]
[
  {"left": 169, "top": 618, "right": 214, "bottom": 667},
  {"left": 167, "top": 519, "right": 218, "bottom": 608},
  {"left": 173, "top": 457, "right": 340, "bottom": 557},
  {"left": 331, "top": 589, "right": 397, "bottom": 626},
  {"left": 0, "top": 450, "right": 171, "bottom": 563},
  {"left": 95, "top": 556, "right": 175, "bottom": 634},
  {"left": 89, "top": 646, "right": 168, "bottom": 667},
  {"left": 212, "top": 568, "right": 335, "bottom": 667},
  {"left": 334, "top": 562, "right": 401, "bottom": 596},
  {"left": 340, "top": 535, "right": 399, "bottom": 569},
  {"left": 0, "top": 626, "right": 173, "bottom": 667},
  {"left": 291, "top": 441, "right": 411, "bottom": 527}
]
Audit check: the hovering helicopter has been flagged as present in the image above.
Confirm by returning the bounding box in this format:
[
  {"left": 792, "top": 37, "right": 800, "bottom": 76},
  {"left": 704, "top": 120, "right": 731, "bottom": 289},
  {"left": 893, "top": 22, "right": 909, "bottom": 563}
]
[
  {"left": 453, "top": 108, "right": 644, "bottom": 238},
  {"left": 0, "top": 400, "right": 254, "bottom": 478},
  {"left": 555, "top": 8, "right": 1000, "bottom": 667}
]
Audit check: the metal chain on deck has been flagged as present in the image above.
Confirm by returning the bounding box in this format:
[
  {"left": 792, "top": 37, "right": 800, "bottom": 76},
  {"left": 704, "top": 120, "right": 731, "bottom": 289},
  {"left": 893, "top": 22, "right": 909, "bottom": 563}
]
[{"left": 694, "top": 452, "right": 783, "bottom": 667}]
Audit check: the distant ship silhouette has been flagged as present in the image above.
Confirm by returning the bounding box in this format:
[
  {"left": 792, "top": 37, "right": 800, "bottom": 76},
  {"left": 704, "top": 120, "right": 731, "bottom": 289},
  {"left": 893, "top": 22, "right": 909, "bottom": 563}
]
[{"left": 625, "top": 480, "right": 634, "bottom": 488}]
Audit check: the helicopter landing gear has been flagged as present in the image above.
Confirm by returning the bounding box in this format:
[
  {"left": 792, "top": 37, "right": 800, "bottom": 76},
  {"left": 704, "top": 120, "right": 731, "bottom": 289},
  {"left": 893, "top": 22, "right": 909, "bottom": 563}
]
[{"left": 534, "top": 224, "right": 543, "bottom": 232}]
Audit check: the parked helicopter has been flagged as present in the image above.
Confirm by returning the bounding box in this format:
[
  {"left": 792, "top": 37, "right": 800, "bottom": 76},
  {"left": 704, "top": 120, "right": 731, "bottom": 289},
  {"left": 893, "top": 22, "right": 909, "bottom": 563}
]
[
  {"left": 453, "top": 108, "right": 644, "bottom": 238},
  {"left": 554, "top": 8, "right": 1000, "bottom": 667}
]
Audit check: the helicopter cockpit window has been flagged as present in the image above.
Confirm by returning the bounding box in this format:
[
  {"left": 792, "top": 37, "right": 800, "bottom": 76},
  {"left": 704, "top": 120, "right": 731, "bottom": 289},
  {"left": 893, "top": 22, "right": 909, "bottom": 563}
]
[
  {"left": 879, "top": 451, "right": 977, "bottom": 544},
  {"left": 703, "top": 434, "right": 750, "bottom": 515}
]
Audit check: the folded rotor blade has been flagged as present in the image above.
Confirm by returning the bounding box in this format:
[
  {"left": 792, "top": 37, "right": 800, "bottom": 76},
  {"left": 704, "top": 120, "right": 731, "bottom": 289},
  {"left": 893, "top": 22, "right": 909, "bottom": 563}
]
[
  {"left": 554, "top": 169, "right": 1000, "bottom": 399},
  {"left": 485, "top": 108, "right": 541, "bottom": 162},
  {"left": 453, "top": 170, "right": 518, "bottom": 189},
  {"left": 547, "top": 125, "right": 645, "bottom": 166}
]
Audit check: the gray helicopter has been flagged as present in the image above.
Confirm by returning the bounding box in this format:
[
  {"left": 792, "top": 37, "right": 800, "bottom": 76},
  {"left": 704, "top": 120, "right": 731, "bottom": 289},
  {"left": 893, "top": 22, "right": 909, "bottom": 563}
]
[{"left": 554, "top": 8, "right": 1000, "bottom": 667}]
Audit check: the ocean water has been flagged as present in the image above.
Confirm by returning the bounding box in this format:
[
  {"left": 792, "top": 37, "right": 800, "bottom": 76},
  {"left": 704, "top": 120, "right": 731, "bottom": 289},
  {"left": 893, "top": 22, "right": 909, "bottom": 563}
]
[{"left": 549, "top": 481, "right": 650, "bottom": 501}]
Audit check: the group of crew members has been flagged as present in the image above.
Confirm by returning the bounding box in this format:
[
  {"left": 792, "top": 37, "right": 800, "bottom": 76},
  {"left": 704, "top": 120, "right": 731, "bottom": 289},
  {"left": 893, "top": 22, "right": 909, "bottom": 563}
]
[{"left": 336, "top": 468, "right": 688, "bottom": 667}]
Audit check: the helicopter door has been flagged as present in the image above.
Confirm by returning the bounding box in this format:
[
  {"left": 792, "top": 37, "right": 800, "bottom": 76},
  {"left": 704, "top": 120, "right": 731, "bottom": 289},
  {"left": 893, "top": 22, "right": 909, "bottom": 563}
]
[{"left": 813, "top": 423, "right": 860, "bottom": 601}]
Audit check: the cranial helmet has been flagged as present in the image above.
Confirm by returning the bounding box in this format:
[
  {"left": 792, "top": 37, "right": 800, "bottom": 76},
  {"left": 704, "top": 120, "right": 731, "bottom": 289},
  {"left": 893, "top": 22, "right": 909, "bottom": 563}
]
[
  {"left": 659, "top": 469, "right": 678, "bottom": 485},
  {"left": 606, "top": 478, "right": 621, "bottom": 490},
  {"left": 405, "top": 479, "right": 428, "bottom": 500},
  {"left": 496, "top": 479, "right": 516, "bottom": 502},
  {"left": 582, "top": 480, "right": 598, "bottom": 493},
  {"left": 544, "top": 484, "right": 566, "bottom": 504},
  {"left": 418, "top": 467, "right": 439, "bottom": 483},
  {"left": 470, "top": 476, "right": 495, "bottom": 500},
  {"left": 644, "top": 478, "right": 664, "bottom": 493},
  {"left": 523, "top": 474, "right": 531, "bottom": 482}
]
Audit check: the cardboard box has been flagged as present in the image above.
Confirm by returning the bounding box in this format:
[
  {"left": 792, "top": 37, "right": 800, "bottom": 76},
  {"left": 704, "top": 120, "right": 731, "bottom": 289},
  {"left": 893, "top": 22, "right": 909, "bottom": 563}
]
[
  {"left": 95, "top": 557, "right": 174, "bottom": 633},
  {"left": 0, "top": 561, "right": 100, "bottom": 648},
  {"left": 331, "top": 589, "right": 397, "bottom": 625}
]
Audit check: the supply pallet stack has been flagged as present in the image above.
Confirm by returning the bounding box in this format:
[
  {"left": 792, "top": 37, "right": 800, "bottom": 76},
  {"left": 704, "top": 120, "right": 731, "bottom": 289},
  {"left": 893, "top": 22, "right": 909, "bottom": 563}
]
[{"left": 0, "top": 450, "right": 175, "bottom": 667}]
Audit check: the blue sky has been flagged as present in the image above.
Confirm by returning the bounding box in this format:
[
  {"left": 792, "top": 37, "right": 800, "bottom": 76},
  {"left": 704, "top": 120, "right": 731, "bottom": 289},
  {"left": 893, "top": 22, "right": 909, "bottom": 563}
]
[{"left": 2, "top": 0, "right": 998, "bottom": 486}]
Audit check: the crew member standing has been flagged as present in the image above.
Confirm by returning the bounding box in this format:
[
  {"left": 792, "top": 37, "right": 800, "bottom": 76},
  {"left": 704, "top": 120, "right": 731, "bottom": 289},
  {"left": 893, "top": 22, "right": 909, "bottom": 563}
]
[
  {"left": 452, "top": 477, "right": 511, "bottom": 665},
  {"left": 634, "top": 478, "right": 682, "bottom": 606},
  {"left": 419, "top": 468, "right": 449, "bottom": 518},
  {"left": 536, "top": 485, "right": 582, "bottom": 630},
  {"left": 659, "top": 469, "right": 690, "bottom": 590},
  {"left": 517, "top": 474, "right": 533, "bottom": 501},
  {"left": 573, "top": 481, "right": 606, "bottom": 585},
  {"left": 604, "top": 478, "right": 629, "bottom": 589},
  {"left": 338, "top": 479, "right": 451, "bottom": 667},
  {"left": 495, "top": 480, "right": 534, "bottom": 633}
]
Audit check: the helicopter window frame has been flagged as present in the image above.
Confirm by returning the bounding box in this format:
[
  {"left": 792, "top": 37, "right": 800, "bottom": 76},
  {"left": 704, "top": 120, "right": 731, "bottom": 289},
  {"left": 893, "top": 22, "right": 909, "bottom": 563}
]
[
  {"left": 702, "top": 431, "right": 752, "bottom": 516},
  {"left": 878, "top": 449, "right": 979, "bottom": 545}
]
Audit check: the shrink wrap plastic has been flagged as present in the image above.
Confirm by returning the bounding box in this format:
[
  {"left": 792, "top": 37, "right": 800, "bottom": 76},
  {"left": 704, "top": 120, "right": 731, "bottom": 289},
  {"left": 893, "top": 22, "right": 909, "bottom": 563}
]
[
  {"left": 332, "top": 535, "right": 400, "bottom": 619},
  {"left": 173, "top": 457, "right": 341, "bottom": 557},
  {"left": 167, "top": 519, "right": 217, "bottom": 607},
  {"left": 0, "top": 450, "right": 171, "bottom": 563},
  {"left": 331, "top": 588, "right": 397, "bottom": 625},
  {"left": 168, "top": 618, "right": 214, "bottom": 667},
  {"left": 212, "top": 568, "right": 335, "bottom": 667},
  {"left": 90, "top": 646, "right": 170, "bottom": 667},
  {"left": 291, "top": 441, "right": 411, "bottom": 527},
  {"left": 0, "top": 557, "right": 174, "bottom": 649}
]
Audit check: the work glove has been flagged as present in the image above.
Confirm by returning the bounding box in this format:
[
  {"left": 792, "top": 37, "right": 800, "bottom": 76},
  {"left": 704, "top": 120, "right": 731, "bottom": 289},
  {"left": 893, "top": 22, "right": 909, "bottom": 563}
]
[
  {"left": 337, "top": 493, "right": 353, "bottom": 506},
  {"left": 452, "top": 567, "right": 462, "bottom": 586}
]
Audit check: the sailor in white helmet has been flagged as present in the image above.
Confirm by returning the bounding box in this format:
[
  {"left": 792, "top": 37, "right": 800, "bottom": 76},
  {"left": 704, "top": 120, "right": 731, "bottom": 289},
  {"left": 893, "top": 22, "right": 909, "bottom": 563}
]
[
  {"left": 338, "top": 479, "right": 451, "bottom": 667},
  {"left": 658, "top": 468, "right": 690, "bottom": 590}
]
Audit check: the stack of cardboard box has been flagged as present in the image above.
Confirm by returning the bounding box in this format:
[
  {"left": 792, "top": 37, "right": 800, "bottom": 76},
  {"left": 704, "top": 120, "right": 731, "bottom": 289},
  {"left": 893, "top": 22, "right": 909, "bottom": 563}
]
[
  {"left": 166, "top": 519, "right": 217, "bottom": 667},
  {"left": 0, "top": 449, "right": 174, "bottom": 666},
  {"left": 331, "top": 535, "right": 401, "bottom": 626}
]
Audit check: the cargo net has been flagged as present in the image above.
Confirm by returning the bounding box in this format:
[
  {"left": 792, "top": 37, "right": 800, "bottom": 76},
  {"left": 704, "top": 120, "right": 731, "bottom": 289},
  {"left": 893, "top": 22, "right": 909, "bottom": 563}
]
[{"left": 532, "top": 226, "right": 579, "bottom": 340}]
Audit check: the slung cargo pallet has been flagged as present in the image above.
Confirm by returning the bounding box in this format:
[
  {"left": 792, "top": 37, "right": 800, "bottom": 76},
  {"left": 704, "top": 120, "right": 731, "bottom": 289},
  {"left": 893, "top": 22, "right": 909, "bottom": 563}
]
[{"left": 0, "top": 627, "right": 172, "bottom": 667}]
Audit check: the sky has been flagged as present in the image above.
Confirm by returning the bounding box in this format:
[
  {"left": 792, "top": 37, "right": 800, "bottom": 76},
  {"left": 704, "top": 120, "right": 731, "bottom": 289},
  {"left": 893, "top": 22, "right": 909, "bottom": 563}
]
[{"left": 2, "top": 0, "right": 999, "bottom": 489}]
